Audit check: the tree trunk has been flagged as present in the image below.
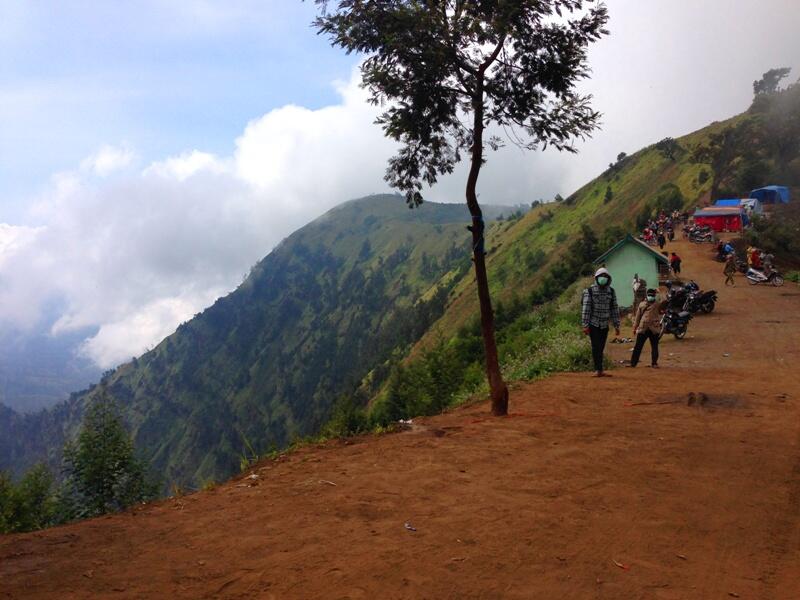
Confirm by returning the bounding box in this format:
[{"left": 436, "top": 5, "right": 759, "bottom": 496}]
[{"left": 466, "top": 82, "right": 509, "bottom": 417}]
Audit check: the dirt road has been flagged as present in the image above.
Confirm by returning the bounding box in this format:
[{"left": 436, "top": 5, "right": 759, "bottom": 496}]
[{"left": 2, "top": 238, "right": 799, "bottom": 599}]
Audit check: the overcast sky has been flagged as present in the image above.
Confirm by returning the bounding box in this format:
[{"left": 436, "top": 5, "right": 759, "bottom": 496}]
[{"left": 1, "top": 0, "right": 798, "bottom": 368}]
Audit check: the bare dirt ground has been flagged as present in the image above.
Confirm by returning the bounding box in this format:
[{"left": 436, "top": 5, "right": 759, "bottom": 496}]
[{"left": 2, "top": 238, "right": 799, "bottom": 599}]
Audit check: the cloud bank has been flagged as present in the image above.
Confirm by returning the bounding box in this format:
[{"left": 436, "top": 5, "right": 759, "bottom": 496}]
[{"left": 0, "top": 72, "right": 404, "bottom": 368}]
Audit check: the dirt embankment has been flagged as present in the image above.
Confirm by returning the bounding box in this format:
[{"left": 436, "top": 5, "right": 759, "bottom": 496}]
[{"left": 2, "top": 238, "right": 799, "bottom": 600}]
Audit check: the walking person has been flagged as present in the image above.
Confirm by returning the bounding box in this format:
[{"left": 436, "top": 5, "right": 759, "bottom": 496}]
[
  {"left": 657, "top": 230, "right": 666, "bottom": 250},
  {"left": 630, "top": 289, "right": 664, "bottom": 368},
  {"left": 669, "top": 252, "right": 682, "bottom": 276},
  {"left": 724, "top": 252, "right": 737, "bottom": 286},
  {"left": 581, "top": 268, "right": 621, "bottom": 377}
]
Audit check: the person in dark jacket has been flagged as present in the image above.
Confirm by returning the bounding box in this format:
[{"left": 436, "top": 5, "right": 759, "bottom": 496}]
[
  {"left": 630, "top": 288, "right": 665, "bottom": 368},
  {"left": 581, "top": 267, "right": 621, "bottom": 377},
  {"left": 657, "top": 231, "right": 666, "bottom": 250}
]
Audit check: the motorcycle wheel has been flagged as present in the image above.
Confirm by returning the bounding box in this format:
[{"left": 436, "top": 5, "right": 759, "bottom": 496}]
[
  {"left": 772, "top": 275, "right": 784, "bottom": 287},
  {"left": 701, "top": 300, "right": 715, "bottom": 313},
  {"left": 674, "top": 328, "right": 687, "bottom": 340}
]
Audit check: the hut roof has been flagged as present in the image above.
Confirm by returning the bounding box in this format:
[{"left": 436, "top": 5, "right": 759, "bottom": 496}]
[{"left": 593, "top": 234, "right": 670, "bottom": 266}]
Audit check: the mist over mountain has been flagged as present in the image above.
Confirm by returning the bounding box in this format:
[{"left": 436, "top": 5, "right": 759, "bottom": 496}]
[{"left": 0, "top": 307, "right": 100, "bottom": 413}]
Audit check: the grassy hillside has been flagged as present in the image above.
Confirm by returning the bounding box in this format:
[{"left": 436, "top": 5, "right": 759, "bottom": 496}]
[
  {"left": 419, "top": 84, "right": 800, "bottom": 348},
  {"left": 0, "top": 195, "right": 518, "bottom": 488},
  {"left": 4, "top": 83, "right": 799, "bottom": 494},
  {"left": 364, "top": 83, "right": 800, "bottom": 420}
]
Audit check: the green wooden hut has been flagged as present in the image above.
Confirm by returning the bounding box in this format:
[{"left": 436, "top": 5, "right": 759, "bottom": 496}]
[{"left": 593, "top": 235, "right": 670, "bottom": 307}]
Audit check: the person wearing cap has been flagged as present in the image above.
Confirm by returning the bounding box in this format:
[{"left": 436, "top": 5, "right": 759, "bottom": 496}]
[
  {"left": 581, "top": 267, "right": 621, "bottom": 377},
  {"left": 630, "top": 288, "right": 665, "bottom": 368}
]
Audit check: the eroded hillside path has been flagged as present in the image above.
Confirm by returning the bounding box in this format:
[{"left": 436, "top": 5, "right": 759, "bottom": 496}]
[{"left": 2, "top": 238, "right": 800, "bottom": 600}]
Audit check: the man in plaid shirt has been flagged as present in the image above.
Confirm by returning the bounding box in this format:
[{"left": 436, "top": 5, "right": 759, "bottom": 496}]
[{"left": 581, "top": 267, "right": 621, "bottom": 377}]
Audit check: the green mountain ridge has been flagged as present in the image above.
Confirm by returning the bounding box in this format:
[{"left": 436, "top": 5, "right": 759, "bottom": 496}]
[
  {"left": 3, "top": 83, "right": 799, "bottom": 492},
  {"left": 0, "top": 195, "right": 520, "bottom": 488}
]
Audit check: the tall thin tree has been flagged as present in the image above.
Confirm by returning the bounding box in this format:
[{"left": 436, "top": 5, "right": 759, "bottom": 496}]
[{"left": 312, "top": 1, "right": 609, "bottom": 415}]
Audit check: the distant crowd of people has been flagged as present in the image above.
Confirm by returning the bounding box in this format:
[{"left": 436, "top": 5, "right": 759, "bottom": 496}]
[{"left": 640, "top": 210, "right": 687, "bottom": 249}]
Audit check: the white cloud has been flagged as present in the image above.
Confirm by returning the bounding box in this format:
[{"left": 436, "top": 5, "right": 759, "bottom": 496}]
[
  {"left": 0, "top": 69, "right": 397, "bottom": 368},
  {"left": 80, "top": 144, "right": 136, "bottom": 177},
  {"left": 144, "top": 150, "right": 226, "bottom": 181},
  {"left": 77, "top": 294, "right": 221, "bottom": 366}
]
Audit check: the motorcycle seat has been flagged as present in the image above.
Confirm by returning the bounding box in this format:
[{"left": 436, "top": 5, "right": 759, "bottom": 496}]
[{"left": 678, "top": 311, "right": 691, "bottom": 318}]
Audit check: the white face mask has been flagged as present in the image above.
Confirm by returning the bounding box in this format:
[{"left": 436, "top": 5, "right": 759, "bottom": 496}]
[
  {"left": 596, "top": 276, "right": 610, "bottom": 286},
  {"left": 646, "top": 295, "right": 656, "bottom": 302}
]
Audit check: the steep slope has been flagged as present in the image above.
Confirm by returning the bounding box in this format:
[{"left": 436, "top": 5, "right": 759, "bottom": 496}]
[
  {"left": 4, "top": 84, "right": 799, "bottom": 494},
  {"left": 415, "top": 84, "right": 800, "bottom": 349},
  {"left": 3, "top": 238, "right": 800, "bottom": 598},
  {"left": 0, "top": 195, "right": 517, "bottom": 488},
  {"left": 361, "top": 84, "right": 800, "bottom": 421}
]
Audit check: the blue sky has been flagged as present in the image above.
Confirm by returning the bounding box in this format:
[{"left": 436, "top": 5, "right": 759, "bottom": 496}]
[{"left": 0, "top": 1, "right": 356, "bottom": 220}]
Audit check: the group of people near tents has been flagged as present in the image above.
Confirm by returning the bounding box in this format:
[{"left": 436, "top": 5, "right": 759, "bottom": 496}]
[{"left": 717, "top": 241, "right": 775, "bottom": 286}]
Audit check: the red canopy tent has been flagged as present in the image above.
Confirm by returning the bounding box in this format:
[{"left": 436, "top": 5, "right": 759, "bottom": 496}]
[{"left": 693, "top": 207, "right": 746, "bottom": 232}]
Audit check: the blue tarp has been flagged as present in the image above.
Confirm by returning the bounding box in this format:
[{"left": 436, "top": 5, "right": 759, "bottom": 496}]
[
  {"left": 714, "top": 199, "right": 741, "bottom": 207},
  {"left": 749, "top": 186, "right": 790, "bottom": 204}
]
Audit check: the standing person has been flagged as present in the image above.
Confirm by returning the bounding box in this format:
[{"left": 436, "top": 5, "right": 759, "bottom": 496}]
[
  {"left": 715, "top": 239, "right": 725, "bottom": 260},
  {"left": 657, "top": 230, "right": 666, "bottom": 250},
  {"left": 724, "top": 253, "right": 737, "bottom": 286},
  {"left": 632, "top": 273, "right": 647, "bottom": 307},
  {"left": 751, "top": 247, "right": 762, "bottom": 270},
  {"left": 670, "top": 252, "right": 682, "bottom": 276},
  {"left": 630, "top": 288, "right": 664, "bottom": 368},
  {"left": 581, "top": 268, "right": 621, "bottom": 378}
]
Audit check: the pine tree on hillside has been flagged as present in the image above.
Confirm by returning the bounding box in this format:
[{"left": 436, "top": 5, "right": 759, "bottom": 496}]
[
  {"left": 0, "top": 464, "right": 57, "bottom": 533},
  {"left": 312, "top": 1, "right": 609, "bottom": 416},
  {"left": 60, "top": 392, "right": 157, "bottom": 519}
]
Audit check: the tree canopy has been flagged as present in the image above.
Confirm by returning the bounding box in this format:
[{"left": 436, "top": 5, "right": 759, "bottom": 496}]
[
  {"left": 753, "top": 67, "right": 791, "bottom": 96},
  {"left": 313, "top": 1, "right": 609, "bottom": 416},
  {"left": 313, "top": 0, "right": 609, "bottom": 206},
  {"left": 60, "top": 393, "right": 157, "bottom": 519}
]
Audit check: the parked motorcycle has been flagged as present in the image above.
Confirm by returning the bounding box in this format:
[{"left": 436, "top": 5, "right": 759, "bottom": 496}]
[
  {"left": 660, "top": 308, "right": 692, "bottom": 339},
  {"left": 684, "top": 289, "right": 718, "bottom": 314},
  {"left": 689, "top": 230, "right": 715, "bottom": 244},
  {"left": 664, "top": 280, "right": 699, "bottom": 310},
  {"left": 745, "top": 267, "right": 784, "bottom": 287}
]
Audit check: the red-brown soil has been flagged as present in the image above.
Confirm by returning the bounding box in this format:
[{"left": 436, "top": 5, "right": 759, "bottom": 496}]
[{"left": 2, "top": 238, "right": 799, "bottom": 599}]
